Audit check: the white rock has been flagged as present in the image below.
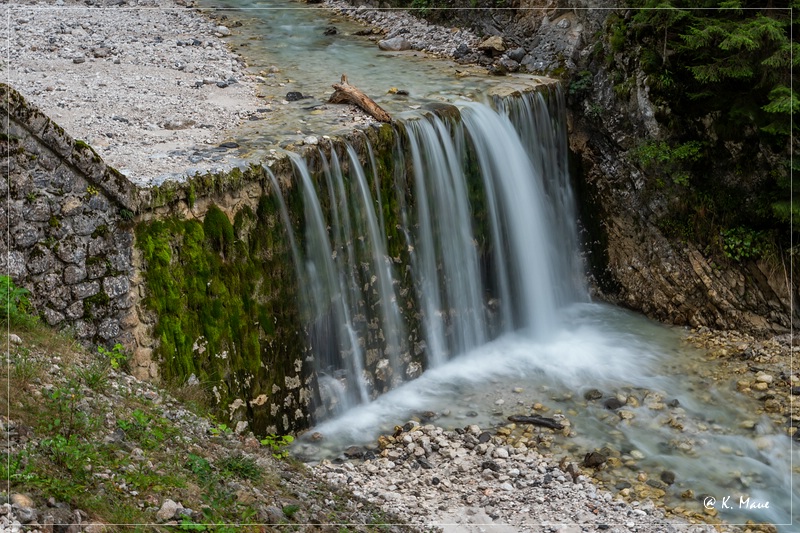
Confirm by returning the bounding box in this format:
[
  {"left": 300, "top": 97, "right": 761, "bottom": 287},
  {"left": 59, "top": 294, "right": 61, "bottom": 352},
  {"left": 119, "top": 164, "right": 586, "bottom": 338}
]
[{"left": 156, "top": 499, "right": 181, "bottom": 522}]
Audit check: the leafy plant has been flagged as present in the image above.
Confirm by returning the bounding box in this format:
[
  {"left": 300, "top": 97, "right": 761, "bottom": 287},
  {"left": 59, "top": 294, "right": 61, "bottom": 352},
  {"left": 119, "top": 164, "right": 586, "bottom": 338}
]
[
  {"left": 1, "top": 275, "right": 36, "bottom": 327},
  {"left": 43, "top": 383, "right": 89, "bottom": 440},
  {"left": 569, "top": 70, "right": 593, "bottom": 97},
  {"left": 633, "top": 140, "right": 703, "bottom": 186},
  {"left": 98, "top": 343, "right": 127, "bottom": 371},
  {"left": 721, "top": 227, "right": 764, "bottom": 262},
  {"left": 76, "top": 360, "right": 109, "bottom": 391},
  {"left": 209, "top": 423, "right": 232, "bottom": 437},
  {"left": 282, "top": 504, "right": 300, "bottom": 519},
  {"left": 260, "top": 434, "right": 294, "bottom": 459}
]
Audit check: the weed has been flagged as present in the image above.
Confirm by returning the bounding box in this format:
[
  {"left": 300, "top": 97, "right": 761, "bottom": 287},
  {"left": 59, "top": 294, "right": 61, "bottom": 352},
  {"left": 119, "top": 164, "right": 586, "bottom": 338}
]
[
  {"left": 721, "top": 227, "right": 765, "bottom": 262},
  {"left": 1, "top": 275, "right": 37, "bottom": 328},
  {"left": 209, "top": 422, "right": 233, "bottom": 437},
  {"left": 11, "top": 346, "right": 42, "bottom": 386},
  {"left": 282, "top": 504, "right": 300, "bottom": 519},
  {"left": 260, "top": 434, "right": 294, "bottom": 459},
  {"left": 42, "top": 382, "right": 90, "bottom": 439},
  {"left": 98, "top": 343, "right": 127, "bottom": 370},
  {"left": 76, "top": 360, "right": 109, "bottom": 391},
  {"left": 218, "top": 453, "right": 261, "bottom": 481}
]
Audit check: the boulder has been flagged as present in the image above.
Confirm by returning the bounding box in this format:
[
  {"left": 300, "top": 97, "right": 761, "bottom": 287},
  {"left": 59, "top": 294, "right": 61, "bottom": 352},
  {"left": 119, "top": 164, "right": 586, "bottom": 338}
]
[{"left": 378, "top": 36, "right": 411, "bottom": 51}]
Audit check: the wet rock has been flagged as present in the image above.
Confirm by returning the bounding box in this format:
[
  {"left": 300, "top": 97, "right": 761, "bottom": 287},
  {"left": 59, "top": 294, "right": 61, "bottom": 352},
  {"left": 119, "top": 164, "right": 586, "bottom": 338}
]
[
  {"left": 285, "top": 91, "right": 306, "bottom": 101},
  {"left": 660, "top": 470, "right": 676, "bottom": 485},
  {"left": 378, "top": 36, "right": 411, "bottom": 51},
  {"left": 323, "top": 25, "right": 337, "bottom": 35},
  {"left": 582, "top": 451, "right": 607, "bottom": 468},
  {"left": 583, "top": 389, "right": 602, "bottom": 401},
  {"left": 603, "top": 398, "right": 624, "bottom": 410}
]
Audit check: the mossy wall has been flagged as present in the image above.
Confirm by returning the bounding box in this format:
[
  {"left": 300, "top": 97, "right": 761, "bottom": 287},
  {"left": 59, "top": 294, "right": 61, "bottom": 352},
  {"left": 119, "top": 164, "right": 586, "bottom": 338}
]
[{"left": 131, "top": 124, "right": 426, "bottom": 435}]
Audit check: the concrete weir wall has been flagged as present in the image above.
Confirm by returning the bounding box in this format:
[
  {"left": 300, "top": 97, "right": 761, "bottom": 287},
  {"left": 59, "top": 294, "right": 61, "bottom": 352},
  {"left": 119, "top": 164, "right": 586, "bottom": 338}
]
[{"left": 2, "top": 83, "right": 397, "bottom": 435}]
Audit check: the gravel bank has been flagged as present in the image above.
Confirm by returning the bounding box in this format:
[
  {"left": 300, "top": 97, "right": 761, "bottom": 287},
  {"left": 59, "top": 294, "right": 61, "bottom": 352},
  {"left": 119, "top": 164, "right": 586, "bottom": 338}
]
[
  {"left": 5, "top": 0, "right": 263, "bottom": 187},
  {"left": 312, "top": 423, "right": 723, "bottom": 533}
]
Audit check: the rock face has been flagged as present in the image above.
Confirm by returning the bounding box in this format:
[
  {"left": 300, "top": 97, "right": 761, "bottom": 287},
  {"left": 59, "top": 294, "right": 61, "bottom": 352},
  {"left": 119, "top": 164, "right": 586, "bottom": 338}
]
[
  {"left": 350, "top": 0, "right": 796, "bottom": 335},
  {"left": 1, "top": 83, "right": 137, "bottom": 349},
  {"left": 564, "top": 39, "right": 796, "bottom": 335}
]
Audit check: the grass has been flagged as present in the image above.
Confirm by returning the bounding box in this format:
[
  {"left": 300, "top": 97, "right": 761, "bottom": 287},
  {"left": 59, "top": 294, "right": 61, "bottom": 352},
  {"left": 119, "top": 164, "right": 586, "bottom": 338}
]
[{"left": 2, "top": 319, "right": 413, "bottom": 532}]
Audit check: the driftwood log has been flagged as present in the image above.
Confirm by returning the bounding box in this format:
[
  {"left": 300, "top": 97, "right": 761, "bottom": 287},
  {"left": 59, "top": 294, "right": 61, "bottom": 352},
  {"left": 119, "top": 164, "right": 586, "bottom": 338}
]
[
  {"left": 507, "top": 414, "right": 565, "bottom": 430},
  {"left": 328, "top": 74, "right": 392, "bottom": 123}
]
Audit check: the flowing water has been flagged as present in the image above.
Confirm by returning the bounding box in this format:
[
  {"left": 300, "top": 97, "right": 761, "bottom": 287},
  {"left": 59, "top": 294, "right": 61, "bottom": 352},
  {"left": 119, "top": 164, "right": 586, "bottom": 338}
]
[{"left": 196, "top": 3, "right": 796, "bottom": 529}]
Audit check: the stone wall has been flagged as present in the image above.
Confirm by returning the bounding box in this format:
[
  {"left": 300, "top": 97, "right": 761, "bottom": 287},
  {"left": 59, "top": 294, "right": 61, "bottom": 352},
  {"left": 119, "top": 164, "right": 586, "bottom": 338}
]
[{"left": 1, "top": 83, "right": 138, "bottom": 347}]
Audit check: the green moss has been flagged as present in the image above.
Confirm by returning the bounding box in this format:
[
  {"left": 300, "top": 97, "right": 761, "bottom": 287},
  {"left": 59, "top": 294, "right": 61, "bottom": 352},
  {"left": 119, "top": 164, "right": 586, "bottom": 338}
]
[
  {"left": 203, "top": 205, "right": 235, "bottom": 258},
  {"left": 91, "top": 224, "right": 109, "bottom": 239},
  {"left": 84, "top": 290, "right": 110, "bottom": 318},
  {"left": 135, "top": 196, "right": 305, "bottom": 434},
  {"left": 48, "top": 216, "right": 61, "bottom": 229}
]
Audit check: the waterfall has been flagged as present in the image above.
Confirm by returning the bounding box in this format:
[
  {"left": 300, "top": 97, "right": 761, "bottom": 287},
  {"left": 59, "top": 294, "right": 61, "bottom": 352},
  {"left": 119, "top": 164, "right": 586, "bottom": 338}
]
[{"left": 279, "top": 87, "right": 586, "bottom": 419}]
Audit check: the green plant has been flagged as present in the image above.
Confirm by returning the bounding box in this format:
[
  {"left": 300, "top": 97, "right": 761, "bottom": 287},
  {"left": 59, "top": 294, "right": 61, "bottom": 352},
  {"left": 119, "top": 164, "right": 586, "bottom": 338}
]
[
  {"left": 260, "top": 434, "right": 294, "bottom": 459},
  {"left": 86, "top": 185, "right": 99, "bottom": 197},
  {"left": 117, "top": 408, "right": 172, "bottom": 449},
  {"left": 1, "top": 275, "right": 36, "bottom": 327},
  {"left": 218, "top": 453, "right": 261, "bottom": 481},
  {"left": 0, "top": 450, "right": 35, "bottom": 482},
  {"left": 76, "top": 360, "right": 110, "bottom": 391},
  {"left": 721, "top": 227, "right": 764, "bottom": 262},
  {"left": 12, "top": 346, "right": 42, "bottom": 385},
  {"left": 186, "top": 453, "right": 214, "bottom": 484},
  {"left": 98, "top": 343, "right": 127, "bottom": 370},
  {"left": 209, "top": 423, "right": 232, "bottom": 437},
  {"left": 633, "top": 140, "right": 704, "bottom": 186},
  {"left": 42, "top": 383, "right": 89, "bottom": 439},
  {"left": 282, "top": 504, "right": 300, "bottom": 519},
  {"left": 568, "top": 70, "right": 593, "bottom": 97},
  {"left": 39, "top": 434, "right": 96, "bottom": 482}
]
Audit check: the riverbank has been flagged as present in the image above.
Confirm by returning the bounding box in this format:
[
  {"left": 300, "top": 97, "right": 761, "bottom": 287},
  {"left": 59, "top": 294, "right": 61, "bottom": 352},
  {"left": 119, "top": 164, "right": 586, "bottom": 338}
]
[{"left": 4, "top": 1, "right": 794, "bottom": 532}]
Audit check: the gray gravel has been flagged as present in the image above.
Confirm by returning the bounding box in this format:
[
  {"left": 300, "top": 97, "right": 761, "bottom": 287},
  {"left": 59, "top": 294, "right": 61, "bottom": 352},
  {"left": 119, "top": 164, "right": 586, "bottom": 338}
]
[{"left": 5, "top": 0, "right": 263, "bottom": 187}]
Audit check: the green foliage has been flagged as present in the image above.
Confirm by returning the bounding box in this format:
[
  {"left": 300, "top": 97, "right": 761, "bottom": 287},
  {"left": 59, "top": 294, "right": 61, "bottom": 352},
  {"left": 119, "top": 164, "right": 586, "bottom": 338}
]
[
  {"left": 1, "top": 275, "right": 37, "bottom": 327},
  {"left": 209, "top": 422, "right": 233, "bottom": 437},
  {"left": 42, "top": 382, "right": 90, "bottom": 439},
  {"left": 39, "top": 434, "right": 96, "bottom": 481},
  {"left": 568, "top": 70, "right": 593, "bottom": 97},
  {"left": 633, "top": 140, "right": 704, "bottom": 185},
  {"left": 11, "top": 346, "right": 42, "bottom": 385},
  {"left": 282, "top": 504, "right": 300, "bottom": 518},
  {"left": 260, "top": 434, "right": 294, "bottom": 459},
  {"left": 98, "top": 342, "right": 127, "bottom": 370},
  {"left": 117, "top": 408, "right": 174, "bottom": 450},
  {"left": 616, "top": 0, "right": 796, "bottom": 255},
  {"left": 218, "top": 453, "right": 262, "bottom": 481},
  {"left": 721, "top": 226, "right": 765, "bottom": 262},
  {"left": 75, "top": 360, "right": 110, "bottom": 391}
]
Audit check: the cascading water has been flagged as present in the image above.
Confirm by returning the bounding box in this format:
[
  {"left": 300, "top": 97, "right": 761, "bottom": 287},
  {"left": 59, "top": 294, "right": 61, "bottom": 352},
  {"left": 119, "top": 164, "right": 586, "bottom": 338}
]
[
  {"left": 277, "top": 86, "right": 796, "bottom": 530},
  {"left": 281, "top": 87, "right": 585, "bottom": 413}
]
